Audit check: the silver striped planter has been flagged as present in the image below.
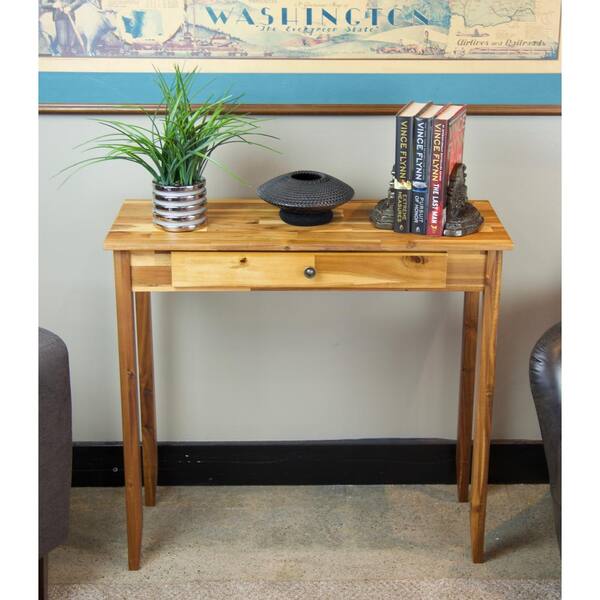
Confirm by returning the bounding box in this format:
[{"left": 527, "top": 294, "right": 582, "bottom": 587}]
[{"left": 152, "top": 180, "right": 207, "bottom": 232}]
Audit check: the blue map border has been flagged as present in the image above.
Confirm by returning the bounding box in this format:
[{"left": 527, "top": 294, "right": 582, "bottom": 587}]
[{"left": 39, "top": 72, "right": 561, "bottom": 105}]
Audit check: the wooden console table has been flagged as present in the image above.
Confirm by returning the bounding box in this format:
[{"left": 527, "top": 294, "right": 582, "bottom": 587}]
[{"left": 104, "top": 199, "right": 513, "bottom": 570}]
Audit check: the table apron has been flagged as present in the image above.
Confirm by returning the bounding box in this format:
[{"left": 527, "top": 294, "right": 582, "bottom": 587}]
[{"left": 128, "top": 250, "right": 487, "bottom": 292}]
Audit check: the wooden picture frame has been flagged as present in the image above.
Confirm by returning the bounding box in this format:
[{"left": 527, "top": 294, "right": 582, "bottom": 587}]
[{"left": 38, "top": 103, "right": 561, "bottom": 116}]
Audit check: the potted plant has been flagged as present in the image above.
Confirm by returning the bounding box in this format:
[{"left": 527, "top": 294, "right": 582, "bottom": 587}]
[{"left": 62, "top": 67, "right": 275, "bottom": 231}]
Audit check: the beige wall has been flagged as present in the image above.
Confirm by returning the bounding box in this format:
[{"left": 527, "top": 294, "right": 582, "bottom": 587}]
[{"left": 39, "top": 114, "right": 560, "bottom": 442}]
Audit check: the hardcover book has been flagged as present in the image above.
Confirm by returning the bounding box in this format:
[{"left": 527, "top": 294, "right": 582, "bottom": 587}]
[
  {"left": 427, "top": 104, "right": 467, "bottom": 236},
  {"left": 392, "top": 101, "right": 430, "bottom": 233},
  {"left": 409, "top": 104, "right": 445, "bottom": 235}
]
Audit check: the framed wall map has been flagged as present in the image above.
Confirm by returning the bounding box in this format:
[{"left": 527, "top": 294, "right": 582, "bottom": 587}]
[{"left": 38, "top": 1, "right": 561, "bottom": 114}]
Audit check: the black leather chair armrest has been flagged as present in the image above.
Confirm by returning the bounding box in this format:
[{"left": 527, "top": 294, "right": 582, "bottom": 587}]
[{"left": 529, "top": 322, "right": 561, "bottom": 547}]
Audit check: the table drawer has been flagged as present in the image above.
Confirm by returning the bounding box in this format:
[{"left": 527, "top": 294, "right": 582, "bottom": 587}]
[{"left": 170, "top": 252, "right": 448, "bottom": 290}]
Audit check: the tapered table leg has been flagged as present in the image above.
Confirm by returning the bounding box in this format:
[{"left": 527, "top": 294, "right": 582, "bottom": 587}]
[
  {"left": 470, "top": 251, "right": 503, "bottom": 563},
  {"left": 456, "top": 291, "right": 480, "bottom": 502},
  {"left": 114, "top": 251, "right": 143, "bottom": 570},
  {"left": 135, "top": 292, "right": 158, "bottom": 507}
]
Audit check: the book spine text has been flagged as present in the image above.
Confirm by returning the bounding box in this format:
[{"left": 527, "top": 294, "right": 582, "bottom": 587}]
[
  {"left": 411, "top": 184, "right": 428, "bottom": 234},
  {"left": 427, "top": 119, "right": 447, "bottom": 236},
  {"left": 410, "top": 116, "right": 430, "bottom": 234},
  {"left": 393, "top": 114, "right": 413, "bottom": 233}
]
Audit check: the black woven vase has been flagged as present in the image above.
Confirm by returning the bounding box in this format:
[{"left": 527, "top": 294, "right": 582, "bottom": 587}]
[{"left": 257, "top": 171, "right": 354, "bottom": 226}]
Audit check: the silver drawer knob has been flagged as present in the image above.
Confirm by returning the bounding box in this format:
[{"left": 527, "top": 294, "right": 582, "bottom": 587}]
[{"left": 304, "top": 267, "right": 316, "bottom": 279}]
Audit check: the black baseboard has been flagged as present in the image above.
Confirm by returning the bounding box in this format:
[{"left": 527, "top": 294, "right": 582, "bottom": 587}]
[{"left": 72, "top": 439, "right": 548, "bottom": 487}]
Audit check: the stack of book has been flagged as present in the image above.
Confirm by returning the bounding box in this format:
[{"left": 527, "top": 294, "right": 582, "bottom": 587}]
[{"left": 392, "top": 101, "right": 467, "bottom": 235}]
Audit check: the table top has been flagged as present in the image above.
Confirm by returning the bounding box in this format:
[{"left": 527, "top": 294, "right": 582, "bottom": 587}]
[{"left": 104, "top": 199, "right": 513, "bottom": 252}]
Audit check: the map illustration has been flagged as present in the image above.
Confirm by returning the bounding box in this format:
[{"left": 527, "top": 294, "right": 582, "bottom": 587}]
[{"left": 38, "top": 1, "right": 561, "bottom": 60}]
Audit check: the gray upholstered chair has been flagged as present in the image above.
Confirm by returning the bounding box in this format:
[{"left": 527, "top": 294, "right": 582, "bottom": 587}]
[
  {"left": 529, "top": 322, "right": 561, "bottom": 548},
  {"left": 39, "top": 329, "right": 72, "bottom": 599}
]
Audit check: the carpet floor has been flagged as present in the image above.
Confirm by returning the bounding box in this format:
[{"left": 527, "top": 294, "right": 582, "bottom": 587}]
[{"left": 49, "top": 485, "right": 560, "bottom": 599}]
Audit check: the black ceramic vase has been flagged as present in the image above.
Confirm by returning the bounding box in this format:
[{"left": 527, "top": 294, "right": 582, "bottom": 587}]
[{"left": 257, "top": 170, "right": 354, "bottom": 226}]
